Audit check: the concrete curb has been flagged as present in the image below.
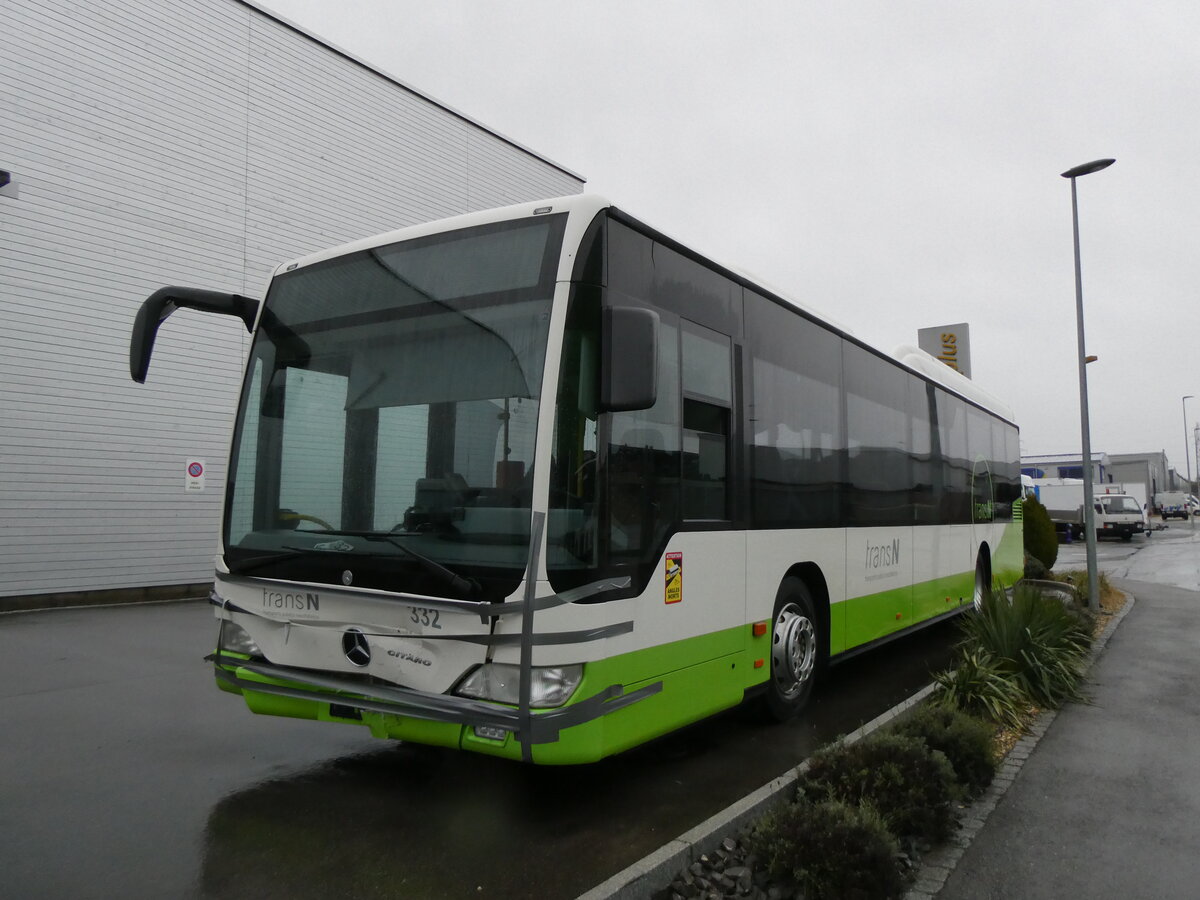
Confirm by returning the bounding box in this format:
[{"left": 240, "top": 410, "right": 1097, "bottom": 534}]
[
  {"left": 904, "top": 595, "right": 1135, "bottom": 899},
  {"left": 577, "top": 683, "right": 938, "bottom": 900}
]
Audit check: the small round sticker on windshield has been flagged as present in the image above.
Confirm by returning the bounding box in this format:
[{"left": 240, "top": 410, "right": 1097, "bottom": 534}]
[{"left": 342, "top": 570, "right": 353, "bottom": 586}]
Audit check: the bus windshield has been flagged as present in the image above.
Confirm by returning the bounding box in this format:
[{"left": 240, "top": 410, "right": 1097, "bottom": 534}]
[{"left": 223, "top": 214, "right": 566, "bottom": 599}]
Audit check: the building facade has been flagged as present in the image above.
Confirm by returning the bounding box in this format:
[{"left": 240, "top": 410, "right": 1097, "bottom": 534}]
[
  {"left": 1022, "top": 450, "right": 1178, "bottom": 508},
  {"left": 1, "top": 0, "right": 583, "bottom": 603},
  {"left": 1106, "top": 452, "right": 1174, "bottom": 499},
  {"left": 1021, "top": 452, "right": 1112, "bottom": 484}
]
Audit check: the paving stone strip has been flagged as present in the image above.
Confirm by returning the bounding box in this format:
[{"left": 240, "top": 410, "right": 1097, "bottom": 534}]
[{"left": 579, "top": 597, "right": 1134, "bottom": 900}]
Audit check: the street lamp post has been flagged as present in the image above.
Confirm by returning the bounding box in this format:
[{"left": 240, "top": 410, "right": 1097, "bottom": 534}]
[
  {"left": 1194, "top": 423, "right": 1200, "bottom": 514},
  {"left": 1062, "top": 158, "right": 1115, "bottom": 612},
  {"left": 1183, "top": 395, "right": 1194, "bottom": 492}
]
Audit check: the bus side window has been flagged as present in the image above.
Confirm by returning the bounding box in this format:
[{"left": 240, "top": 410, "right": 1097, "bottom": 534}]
[{"left": 681, "top": 321, "right": 732, "bottom": 521}]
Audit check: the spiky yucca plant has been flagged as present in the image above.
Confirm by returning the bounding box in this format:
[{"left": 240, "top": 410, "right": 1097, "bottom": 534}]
[
  {"left": 932, "top": 648, "right": 1028, "bottom": 728},
  {"left": 958, "top": 583, "right": 1093, "bottom": 709}
]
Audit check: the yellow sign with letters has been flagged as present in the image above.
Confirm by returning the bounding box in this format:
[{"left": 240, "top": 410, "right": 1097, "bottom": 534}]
[{"left": 665, "top": 552, "right": 682, "bottom": 604}]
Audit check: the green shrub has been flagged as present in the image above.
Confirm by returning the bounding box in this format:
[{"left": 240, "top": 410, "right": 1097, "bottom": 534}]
[
  {"left": 1022, "top": 495, "right": 1058, "bottom": 570},
  {"left": 960, "top": 584, "right": 1093, "bottom": 708},
  {"left": 890, "top": 704, "right": 997, "bottom": 798},
  {"left": 1024, "top": 552, "right": 1048, "bottom": 580},
  {"left": 797, "top": 733, "right": 957, "bottom": 844},
  {"left": 932, "top": 648, "right": 1028, "bottom": 728},
  {"left": 753, "top": 798, "right": 906, "bottom": 900}
]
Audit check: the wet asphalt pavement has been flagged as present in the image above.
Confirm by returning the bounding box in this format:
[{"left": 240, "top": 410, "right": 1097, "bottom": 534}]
[{"left": 0, "top": 595, "right": 961, "bottom": 899}]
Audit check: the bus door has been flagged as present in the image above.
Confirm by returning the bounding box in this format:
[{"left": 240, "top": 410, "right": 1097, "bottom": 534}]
[{"left": 604, "top": 316, "right": 743, "bottom": 658}]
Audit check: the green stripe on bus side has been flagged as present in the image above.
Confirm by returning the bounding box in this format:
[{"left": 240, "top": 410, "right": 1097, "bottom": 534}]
[
  {"left": 839, "top": 521, "right": 1025, "bottom": 646},
  {"left": 540, "top": 643, "right": 757, "bottom": 764},
  {"left": 839, "top": 571, "right": 972, "bottom": 649},
  {"left": 454, "top": 624, "right": 764, "bottom": 763},
  {"left": 231, "top": 522, "right": 1027, "bottom": 764},
  {"left": 993, "top": 520, "right": 1025, "bottom": 585},
  {"left": 911, "top": 571, "right": 975, "bottom": 622}
]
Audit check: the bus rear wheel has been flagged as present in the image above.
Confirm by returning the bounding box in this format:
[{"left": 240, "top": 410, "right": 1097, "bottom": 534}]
[
  {"left": 763, "top": 578, "right": 820, "bottom": 721},
  {"left": 972, "top": 549, "right": 992, "bottom": 611}
]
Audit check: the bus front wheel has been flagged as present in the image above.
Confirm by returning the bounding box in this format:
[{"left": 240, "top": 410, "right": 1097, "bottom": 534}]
[{"left": 763, "top": 578, "right": 821, "bottom": 721}]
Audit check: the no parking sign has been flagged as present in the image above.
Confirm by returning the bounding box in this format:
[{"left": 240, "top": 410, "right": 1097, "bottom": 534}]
[{"left": 186, "top": 458, "right": 206, "bottom": 492}]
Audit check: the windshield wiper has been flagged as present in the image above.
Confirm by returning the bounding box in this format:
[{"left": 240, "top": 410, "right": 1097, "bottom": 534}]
[
  {"left": 309, "top": 530, "right": 481, "bottom": 599},
  {"left": 225, "top": 548, "right": 305, "bottom": 575}
]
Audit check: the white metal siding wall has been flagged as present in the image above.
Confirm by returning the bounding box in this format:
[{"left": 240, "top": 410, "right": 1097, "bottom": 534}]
[{"left": 0, "top": 0, "right": 583, "bottom": 598}]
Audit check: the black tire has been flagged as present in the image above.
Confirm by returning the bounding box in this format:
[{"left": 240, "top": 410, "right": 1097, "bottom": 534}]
[
  {"left": 1121, "top": 532, "right": 1133, "bottom": 542},
  {"left": 762, "top": 577, "right": 822, "bottom": 722},
  {"left": 972, "top": 549, "right": 992, "bottom": 611}
]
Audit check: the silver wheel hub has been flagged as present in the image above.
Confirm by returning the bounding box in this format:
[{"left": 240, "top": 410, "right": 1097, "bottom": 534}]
[{"left": 772, "top": 604, "right": 816, "bottom": 699}]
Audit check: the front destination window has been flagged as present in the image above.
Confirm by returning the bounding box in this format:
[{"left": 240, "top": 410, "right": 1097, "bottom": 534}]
[{"left": 223, "top": 214, "right": 567, "bottom": 601}]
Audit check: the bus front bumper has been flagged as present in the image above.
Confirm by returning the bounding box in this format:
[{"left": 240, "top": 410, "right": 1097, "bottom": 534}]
[{"left": 210, "top": 651, "right": 661, "bottom": 762}]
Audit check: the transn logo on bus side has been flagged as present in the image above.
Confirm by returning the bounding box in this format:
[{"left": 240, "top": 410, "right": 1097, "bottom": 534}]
[{"left": 865, "top": 538, "right": 901, "bottom": 571}]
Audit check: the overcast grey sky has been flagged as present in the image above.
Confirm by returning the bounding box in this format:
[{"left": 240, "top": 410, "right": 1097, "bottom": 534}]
[{"left": 263, "top": 0, "right": 1200, "bottom": 475}]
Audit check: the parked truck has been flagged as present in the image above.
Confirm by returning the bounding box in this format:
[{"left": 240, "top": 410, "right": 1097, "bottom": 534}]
[
  {"left": 1107, "top": 482, "right": 1152, "bottom": 533},
  {"left": 1117, "top": 482, "right": 1149, "bottom": 515},
  {"left": 1155, "top": 490, "right": 1190, "bottom": 520},
  {"left": 1035, "top": 479, "right": 1146, "bottom": 542}
]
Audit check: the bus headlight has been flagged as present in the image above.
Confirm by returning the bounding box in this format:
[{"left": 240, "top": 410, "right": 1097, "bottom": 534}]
[
  {"left": 218, "top": 621, "right": 262, "bottom": 657},
  {"left": 455, "top": 663, "right": 583, "bottom": 709}
]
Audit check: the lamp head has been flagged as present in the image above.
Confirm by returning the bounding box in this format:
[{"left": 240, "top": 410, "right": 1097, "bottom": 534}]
[{"left": 1061, "top": 159, "right": 1115, "bottom": 179}]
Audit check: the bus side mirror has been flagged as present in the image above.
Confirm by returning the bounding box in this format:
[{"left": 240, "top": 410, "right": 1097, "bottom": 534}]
[
  {"left": 600, "top": 306, "right": 659, "bottom": 412},
  {"left": 130, "top": 286, "right": 259, "bottom": 383}
]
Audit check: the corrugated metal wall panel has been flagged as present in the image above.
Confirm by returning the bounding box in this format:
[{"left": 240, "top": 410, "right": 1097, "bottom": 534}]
[{"left": 0, "top": 0, "right": 583, "bottom": 599}]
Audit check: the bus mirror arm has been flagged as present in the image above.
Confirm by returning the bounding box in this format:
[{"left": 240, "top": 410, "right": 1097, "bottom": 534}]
[
  {"left": 130, "top": 286, "right": 259, "bottom": 383},
  {"left": 600, "top": 305, "right": 659, "bottom": 412}
]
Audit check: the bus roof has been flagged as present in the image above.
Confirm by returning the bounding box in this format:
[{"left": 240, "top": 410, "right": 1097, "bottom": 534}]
[
  {"left": 273, "top": 193, "right": 1015, "bottom": 424},
  {"left": 892, "top": 345, "right": 1015, "bottom": 422}
]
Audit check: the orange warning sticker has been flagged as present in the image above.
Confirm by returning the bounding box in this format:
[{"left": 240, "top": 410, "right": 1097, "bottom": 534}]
[{"left": 665, "top": 552, "right": 682, "bottom": 604}]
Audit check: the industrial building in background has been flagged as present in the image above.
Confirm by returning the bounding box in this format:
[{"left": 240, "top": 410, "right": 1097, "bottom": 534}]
[
  {"left": 1021, "top": 450, "right": 1187, "bottom": 517},
  {"left": 1, "top": 0, "right": 583, "bottom": 608}
]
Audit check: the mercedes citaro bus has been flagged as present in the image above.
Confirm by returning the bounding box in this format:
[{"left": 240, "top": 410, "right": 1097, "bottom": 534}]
[{"left": 130, "top": 195, "right": 1022, "bottom": 763}]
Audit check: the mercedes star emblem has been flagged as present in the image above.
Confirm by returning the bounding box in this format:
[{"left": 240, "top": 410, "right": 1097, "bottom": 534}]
[{"left": 342, "top": 628, "right": 371, "bottom": 667}]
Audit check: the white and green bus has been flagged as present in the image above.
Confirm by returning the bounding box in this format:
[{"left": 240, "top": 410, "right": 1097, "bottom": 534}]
[{"left": 130, "top": 195, "right": 1022, "bottom": 764}]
